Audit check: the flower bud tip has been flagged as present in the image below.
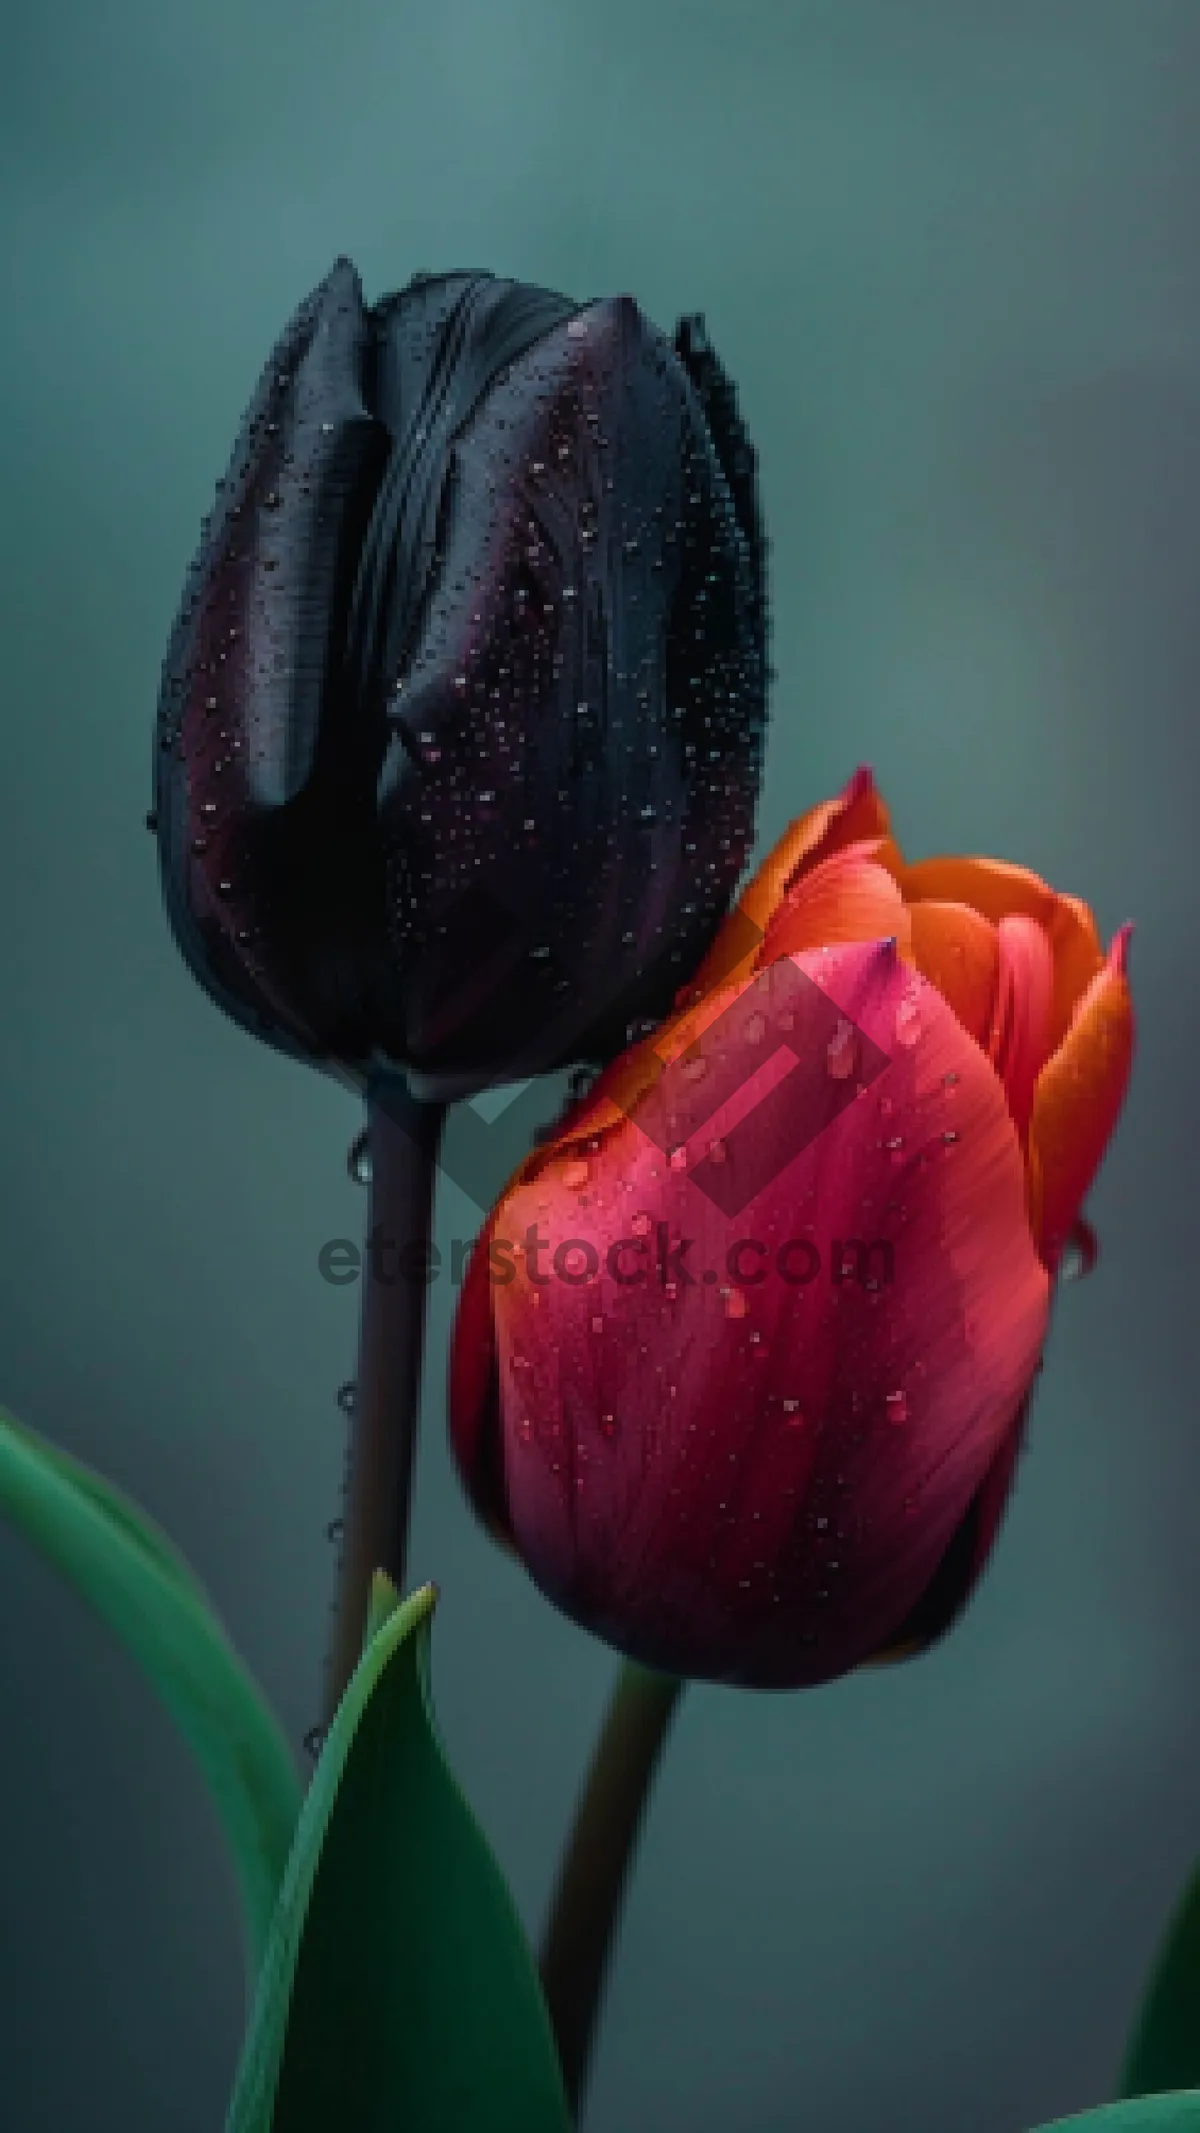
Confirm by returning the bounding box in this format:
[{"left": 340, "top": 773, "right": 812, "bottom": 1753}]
[{"left": 1110, "top": 922, "right": 1133, "bottom": 977}]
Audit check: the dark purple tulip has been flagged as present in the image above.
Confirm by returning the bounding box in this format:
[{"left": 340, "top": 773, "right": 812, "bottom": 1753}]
[{"left": 153, "top": 259, "right": 769, "bottom": 1097}]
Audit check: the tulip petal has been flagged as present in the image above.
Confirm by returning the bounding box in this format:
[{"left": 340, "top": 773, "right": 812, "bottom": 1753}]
[
  {"left": 908, "top": 900, "right": 999, "bottom": 1047},
  {"left": 447, "top": 1208, "right": 514, "bottom": 1546},
  {"left": 987, "top": 913, "right": 1056, "bottom": 1142},
  {"left": 685, "top": 766, "right": 891, "bottom": 996},
  {"left": 473, "top": 937, "right": 1048, "bottom": 1687},
  {"left": 900, "top": 856, "right": 1104, "bottom": 1051},
  {"left": 375, "top": 291, "right": 767, "bottom": 1090},
  {"left": 864, "top": 1394, "right": 1031, "bottom": 1663},
  {"left": 1029, "top": 929, "right": 1134, "bottom": 1267},
  {"left": 758, "top": 847, "right": 912, "bottom": 965},
  {"left": 673, "top": 312, "right": 768, "bottom": 654},
  {"left": 154, "top": 258, "right": 392, "bottom": 1063}
]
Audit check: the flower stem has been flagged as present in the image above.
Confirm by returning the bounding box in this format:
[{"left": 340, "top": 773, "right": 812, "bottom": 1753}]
[
  {"left": 539, "top": 1660, "right": 684, "bottom": 2120},
  {"left": 322, "top": 1075, "right": 446, "bottom": 1725}
]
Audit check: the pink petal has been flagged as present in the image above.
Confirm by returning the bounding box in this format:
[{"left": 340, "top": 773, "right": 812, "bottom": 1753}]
[
  {"left": 987, "top": 914, "right": 1055, "bottom": 1141},
  {"left": 486, "top": 936, "right": 1049, "bottom": 1686}
]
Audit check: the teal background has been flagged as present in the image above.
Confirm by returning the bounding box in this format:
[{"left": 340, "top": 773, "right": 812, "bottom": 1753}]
[{"left": 0, "top": 3, "right": 1191, "bottom": 2127}]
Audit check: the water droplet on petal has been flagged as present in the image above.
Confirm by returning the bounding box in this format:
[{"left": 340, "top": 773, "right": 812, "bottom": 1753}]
[
  {"left": 885, "top": 1389, "right": 909, "bottom": 1424},
  {"left": 826, "top": 1017, "right": 859, "bottom": 1080},
  {"left": 1059, "top": 1220, "right": 1098, "bottom": 1283},
  {"left": 894, "top": 993, "right": 923, "bottom": 1048},
  {"left": 668, "top": 1144, "right": 688, "bottom": 1172}
]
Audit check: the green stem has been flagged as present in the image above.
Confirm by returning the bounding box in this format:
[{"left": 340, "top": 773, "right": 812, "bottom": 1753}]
[
  {"left": 322, "top": 1075, "right": 446, "bottom": 1726},
  {"left": 539, "top": 1660, "right": 684, "bottom": 2121}
]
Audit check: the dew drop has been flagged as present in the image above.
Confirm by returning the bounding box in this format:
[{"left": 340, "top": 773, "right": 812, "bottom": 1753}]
[
  {"left": 885, "top": 1389, "right": 909, "bottom": 1424},
  {"left": 894, "top": 993, "right": 923, "bottom": 1048},
  {"left": 1059, "top": 1221, "right": 1098, "bottom": 1283},
  {"left": 826, "top": 1017, "right": 859, "bottom": 1080},
  {"left": 668, "top": 1144, "right": 688, "bottom": 1173}
]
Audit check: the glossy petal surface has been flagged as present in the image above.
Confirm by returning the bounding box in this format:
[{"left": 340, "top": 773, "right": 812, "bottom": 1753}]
[
  {"left": 461, "top": 940, "right": 1048, "bottom": 1686},
  {"left": 155, "top": 264, "right": 769, "bottom": 1095},
  {"left": 1030, "top": 932, "right": 1134, "bottom": 1265}
]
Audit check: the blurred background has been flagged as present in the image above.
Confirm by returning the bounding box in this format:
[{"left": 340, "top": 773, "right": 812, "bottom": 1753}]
[{"left": 0, "top": 2, "right": 1194, "bottom": 2126}]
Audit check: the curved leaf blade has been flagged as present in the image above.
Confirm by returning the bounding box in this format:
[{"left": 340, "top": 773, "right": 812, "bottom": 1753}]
[
  {"left": 1031, "top": 2095, "right": 1200, "bottom": 2131},
  {"left": 1118, "top": 1865, "right": 1200, "bottom": 2100},
  {"left": 0, "top": 1407, "right": 301, "bottom": 1975},
  {"left": 227, "top": 1575, "right": 571, "bottom": 2133}
]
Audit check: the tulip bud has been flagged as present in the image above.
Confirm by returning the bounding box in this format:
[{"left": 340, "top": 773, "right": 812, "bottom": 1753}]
[
  {"left": 449, "top": 768, "right": 1134, "bottom": 1687},
  {"left": 153, "top": 260, "right": 768, "bottom": 1097}
]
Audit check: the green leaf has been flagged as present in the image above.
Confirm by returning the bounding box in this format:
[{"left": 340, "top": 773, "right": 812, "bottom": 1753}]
[
  {"left": 1118, "top": 1863, "right": 1200, "bottom": 2100},
  {"left": 1029, "top": 2095, "right": 1200, "bottom": 2130},
  {"left": 227, "top": 1575, "right": 572, "bottom": 2133},
  {"left": 0, "top": 1406, "right": 302, "bottom": 1976}
]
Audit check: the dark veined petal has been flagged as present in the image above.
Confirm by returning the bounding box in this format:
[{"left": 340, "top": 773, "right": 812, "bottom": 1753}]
[
  {"left": 155, "top": 265, "right": 769, "bottom": 1093},
  {"left": 375, "top": 293, "right": 768, "bottom": 1095},
  {"left": 154, "top": 257, "right": 392, "bottom": 1066}
]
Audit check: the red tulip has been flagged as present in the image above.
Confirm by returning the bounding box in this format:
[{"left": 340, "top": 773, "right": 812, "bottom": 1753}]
[{"left": 449, "top": 768, "right": 1134, "bottom": 1686}]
